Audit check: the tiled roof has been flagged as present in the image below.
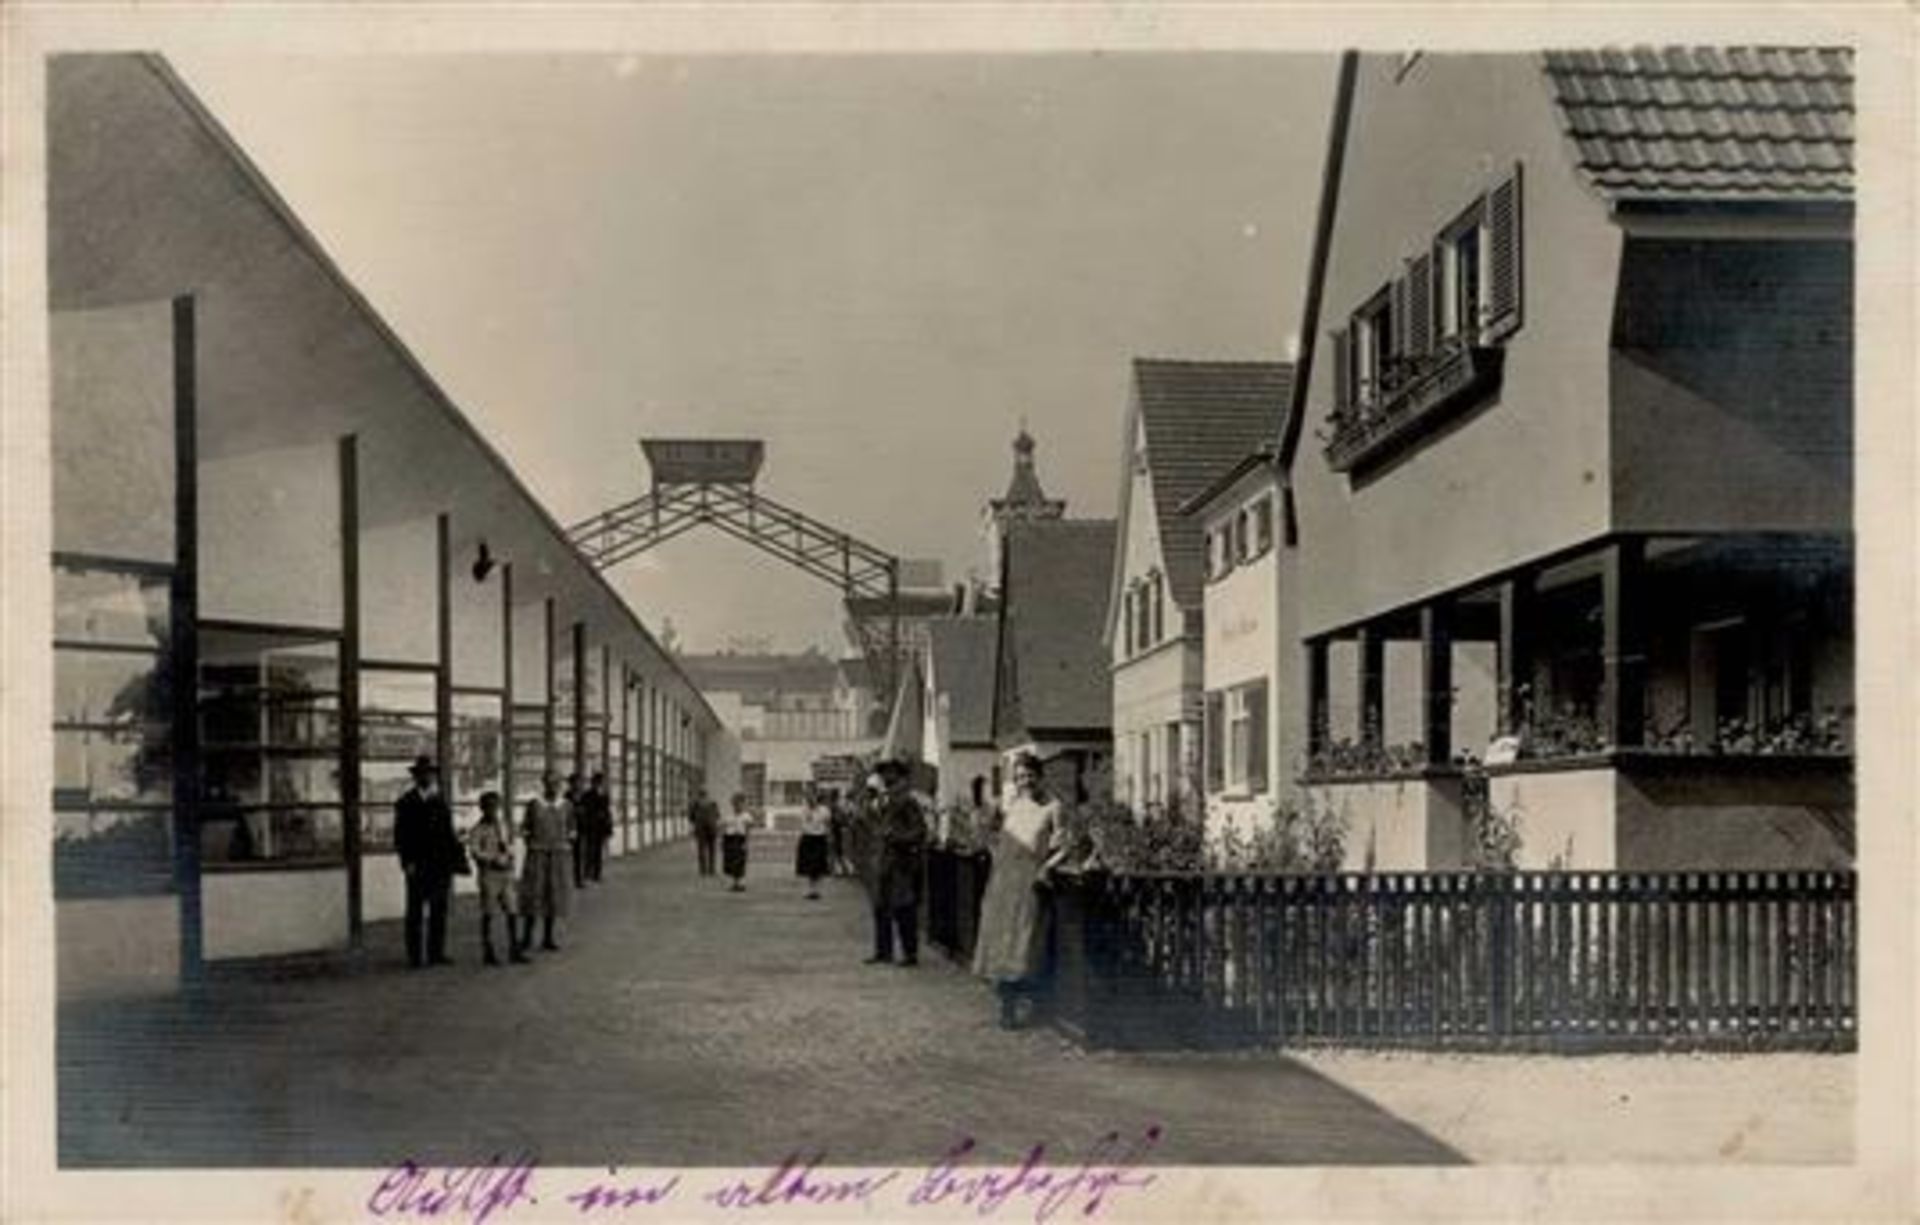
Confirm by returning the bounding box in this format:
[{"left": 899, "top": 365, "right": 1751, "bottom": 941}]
[
  {"left": 999, "top": 519, "right": 1115, "bottom": 738},
  {"left": 1133, "top": 359, "right": 1292, "bottom": 607},
  {"left": 925, "top": 617, "right": 998, "bottom": 745},
  {"left": 1541, "top": 47, "right": 1853, "bottom": 202}
]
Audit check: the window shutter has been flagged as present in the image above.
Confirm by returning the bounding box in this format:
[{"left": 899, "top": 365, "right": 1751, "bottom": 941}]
[
  {"left": 1487, "top": 162, "right": 1523, "bottom": 340},
  {"left": 1204, "top": 692, "right": 1225, "bottom": 793},
  {"left": 1406, "top": 252, "right": 1433, "bottom": 357},
  {"left": 1329, "top": 327, "right": 1352, "bottom": 413}
]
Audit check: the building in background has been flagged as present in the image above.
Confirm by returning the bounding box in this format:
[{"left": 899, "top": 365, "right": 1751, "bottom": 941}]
[
  {"left": 978, "top": 427, "right": 1067, "bottom": 604},
  {"left": 47, "top": 55, "right": 726, "bottom": 1000},
  {"left": 1104, "top": 359, "right": 1292, "bottom": 817},
  {"left": 1186, "top": 444, "right": 1295, "bottom": 838},
  {"left": 918, "top": 616, "right": 1000, "bottom": 810},
  {"left": 1284, "top": 49, "right": 1853, "bottom": 870},
  {"left": 991, "top": 519, "right": 1117, "bottom": 804},
  {"left": 680, "top": 650, "right": 881, "bottom": 824}
]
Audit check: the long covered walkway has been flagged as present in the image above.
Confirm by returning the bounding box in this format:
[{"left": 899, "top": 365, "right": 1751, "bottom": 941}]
[{"left": 60, "top": 835, "right": 1460, "bottom": 1168}]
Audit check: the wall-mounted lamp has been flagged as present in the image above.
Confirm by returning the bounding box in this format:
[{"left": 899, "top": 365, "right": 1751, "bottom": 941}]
[{"left": 471, "top": 540, "right": 497, "bottom": 583}]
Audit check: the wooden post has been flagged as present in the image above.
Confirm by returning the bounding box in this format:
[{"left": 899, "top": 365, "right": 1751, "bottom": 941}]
[
  {"left": 1357, "top": 626, "right": 1384, "bottom": 748},
  {"left": 1421, "top": 600, "right": 1453, "bottom": 767},
  {"left": 1307, "top": 638, "right": 1330, "bottom": 759},
  {"left": 339, "top": 433, "right": 362, "bottom": 951},
  {"left": 172, "top": 296, "right": 206, "bottom": 983},
  {"left": 436, "top": 513, "right": 453, "bottom": 799},
  {"left": 1498, "top": 572, "right": 1533, "bottom": 737},
  {"left": 501, "top": 563, "right": 514, "bottom": 809},
  {"left": 572, "top": 622, "right": 588, "bottom": 783}
]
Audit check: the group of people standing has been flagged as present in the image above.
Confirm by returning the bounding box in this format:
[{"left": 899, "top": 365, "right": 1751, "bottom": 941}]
[
  {"left": 391, "top": 755, "right": 616, "bottom": 970},
  {"left": 394, "top": 743, "right": 1065, "bottom": 1028}
]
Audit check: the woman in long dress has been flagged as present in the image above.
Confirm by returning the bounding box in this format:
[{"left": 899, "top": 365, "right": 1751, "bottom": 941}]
[
  {"left": 517, "top": 771, "right": 573, "bottom": 952},
  {"left": 720, "top": 793, "right": 754, "bottom": 891},
  {"left": 972, "top": 752, "right": 1063, "bottom": 1028},
  {"left": 795, "top": 786, "right": 833, "bottom": 900}
]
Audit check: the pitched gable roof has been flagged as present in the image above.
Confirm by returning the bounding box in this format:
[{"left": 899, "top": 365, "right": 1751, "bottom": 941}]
[
  {"left": 1131, "top": 359, "right": 1293, "bottom": 608},
  {"left": 925, "top": 617, "right": 997, "bottom": 746},
  {"left": 996, "top": 519, "right": 1115, "bottom": 741},
  {"left": 1542, "top": 47, "right": 1853, "bottom": 203}
]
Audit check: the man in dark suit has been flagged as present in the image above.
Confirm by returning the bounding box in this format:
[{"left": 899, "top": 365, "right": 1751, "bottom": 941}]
[
  {"left": 864, "top": 759, "right": 929, "bottom": 967},
  {"left": 395, "top": 755, "right": 462, "bottom": 968},
  {"left": 687, "top": 788, "right": 721, "bottom": 877},
  {"left": 579, "top": 771, "right": 613, "bottom": 884}
]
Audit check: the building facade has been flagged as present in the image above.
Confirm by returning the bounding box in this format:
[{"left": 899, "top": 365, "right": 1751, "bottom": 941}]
[
  {"left": 1188, "top": 451, "right": 1299, "bottom": 838},
  {"left": 680, "top": 651, "right": 880, "bottom": 823},
  {"left": 48, "top": 55, "right": 728, "bottom": 999},
  {"left": 1285, "top": 49, "right": 1853, "bottom": 870},
  {"left": 1105, "top": 359, "right": 1291, "bottom": 817},
  {"left": 919, "top": 616, "right": 999, "bottom": 811},
  {"left": 992, "top": 519, "right": 1117, "bottom": 804}
]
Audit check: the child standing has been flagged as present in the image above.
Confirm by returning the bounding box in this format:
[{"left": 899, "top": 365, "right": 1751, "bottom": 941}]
[{"left": 469, "top": 791, "right": 528, "bottom": 966}]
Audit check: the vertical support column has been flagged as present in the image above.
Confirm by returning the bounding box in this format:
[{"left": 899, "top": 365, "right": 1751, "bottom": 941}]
[
  {"left": 172, "top": 295, "right": 206, "bottom": 983},
  {"left": 1602, "top": 537, "right": 1648, "bottom": 749},
  {"left": 619, "top": 663, "right": 631, "bottom": 853},
  {"left": 1497, "top": 571, "right": 1534, "bottom": 737},
  {"left": 600, "top": 644, "right": 613, "bottom": 788},
  {"left": 1421, "top": 600, "right": 1454, "bottom": 767},
  {"left": 1357, "top": 626, "right": 1385, "bottom": 749},
  {"left": 339, "top": 433, "right": 362, "bottom": 951},
  {"left": 435, "top": 513, "right": 453, "bottom": 802},
  {"left": 572, "top": 621, "right": 588, "bottom": 783},
  {"left": 543, "top": 598, "right": 557, "bottom": 774},
  {"left": 501, "top": 563, "right": 515, "bottom": 811},
  {"left": 1306, "top": 637, "right": 1330, "bottom": 760}
]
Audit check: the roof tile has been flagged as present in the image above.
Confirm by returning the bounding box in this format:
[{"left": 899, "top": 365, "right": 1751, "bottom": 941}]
[
  {"left": 1543, "top": 45, "right": 1853, "bottom": 203},
  {"left": 1129, "top": 359, "right": 1291, "bottom": 610}
]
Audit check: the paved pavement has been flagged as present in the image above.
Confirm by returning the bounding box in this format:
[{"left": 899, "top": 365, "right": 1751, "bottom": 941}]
[{"left": 59, "top": 834, "right": 1460, "bottom": 1169}]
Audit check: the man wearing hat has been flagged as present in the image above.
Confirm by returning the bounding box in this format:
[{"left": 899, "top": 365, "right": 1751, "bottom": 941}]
[
  {"left": 864, "top": 757, "right": 930, "bottom": 967},
  {"left": 395, "top": 755, "right": 463, "bottom": 968}
]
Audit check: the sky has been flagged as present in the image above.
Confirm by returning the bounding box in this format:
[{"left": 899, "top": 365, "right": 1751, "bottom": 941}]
[{"left": 172, "top": 52, "right": 1335, "bottom": 655}]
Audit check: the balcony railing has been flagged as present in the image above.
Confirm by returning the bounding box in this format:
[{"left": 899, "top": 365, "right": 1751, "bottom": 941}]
[{"left": 1325, "top": 342, "right": 1506, "bottom": 474}]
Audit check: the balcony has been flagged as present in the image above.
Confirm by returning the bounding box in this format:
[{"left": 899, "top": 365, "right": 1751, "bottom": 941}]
[{"left": 1324, "top": 342, "right": 1505, "bottom": 475}]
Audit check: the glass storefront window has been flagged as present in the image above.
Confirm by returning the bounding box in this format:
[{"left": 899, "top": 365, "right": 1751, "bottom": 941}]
[
  {"left": 199, "top": 627, "right": 344, "bottom": 867},
  {"left": 451, "top": 689, "right": 505, "bottom": 820},
  {"left": 55, "top": 566, "right": 169, "bottom": 648},
  {"left": 55, "top": 726, "right": 172, "bottom": 806},
  {"left": 511, "top": 704, "right": 549, "bottom": 803}
]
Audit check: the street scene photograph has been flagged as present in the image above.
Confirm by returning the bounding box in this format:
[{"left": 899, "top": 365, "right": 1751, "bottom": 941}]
[{"left": 6, "top": 8, "right": 1910, "bottom": 1223}]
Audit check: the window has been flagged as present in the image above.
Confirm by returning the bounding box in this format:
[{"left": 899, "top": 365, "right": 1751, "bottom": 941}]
[
  {"left": 511, "top": 702, "right": 548, "bottom": 804},
  {"left": 1122, "top": 587, "right": 1136, "bottom": 656},
  {"left": 1204, "top": 691, "right": 1226, "bottom": 793},
  {"left": 1352, "top": 287, "right": 1396, "bottom": 406},
  {"left": 1233, "top": 510, "right": 1250, "bottom": 563},
  {"left": 1228, "top": 680, "right": 1270, "bottom": 795},
  {"left": 200, "top": 627, "right": 344, "bottom": 866},
  {"left": 450, "top": 689, "right": 505, "bottom": 822},
  {"left": 357, "top": 664, "right": 436, "bottom": 851},
  {"left": 1150, "top": 572, "right": 1165, "bottom": 644},
  {"left": 1250, "top": 497, "right": 1274, "bottom": 557},
  {"left": 1435, "top": 210, "right": 1483, "bottom": 343},
  {"left": 53, "top": 563, "right": 177, "bottom": 898},
  {"left": 1326, "top": 165, "right": 1524, "bottom": 473}
]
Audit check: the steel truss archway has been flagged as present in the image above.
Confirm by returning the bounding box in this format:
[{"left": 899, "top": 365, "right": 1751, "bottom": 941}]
[{"left": 567, "top": 440, "right": 905, "bottom": 701}]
